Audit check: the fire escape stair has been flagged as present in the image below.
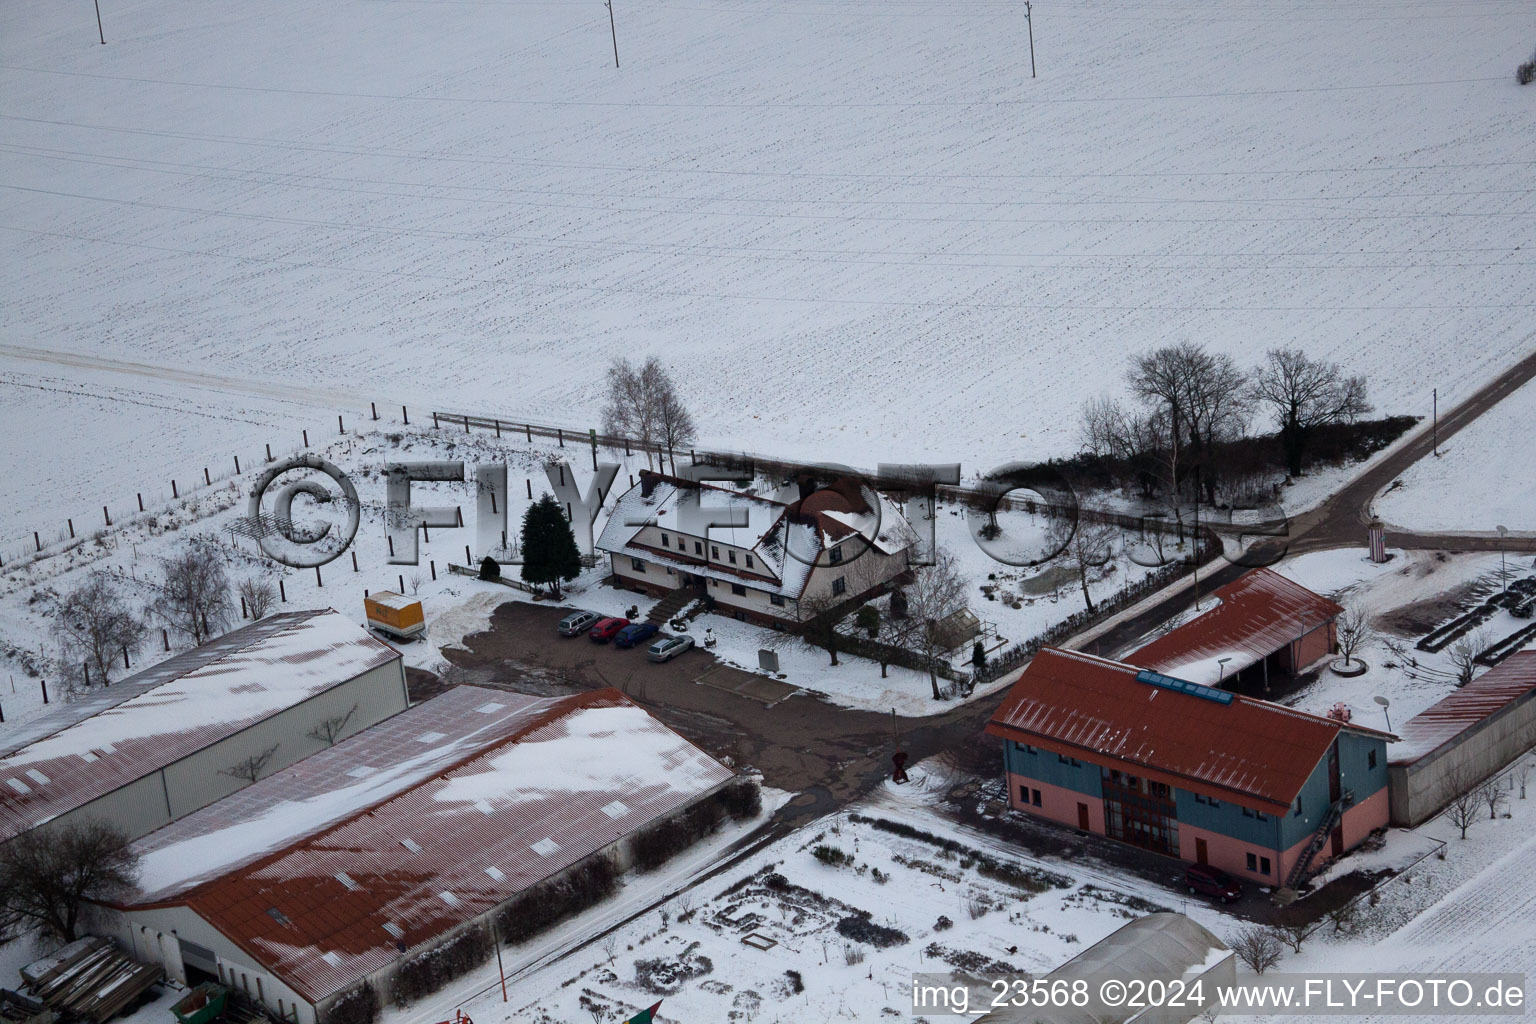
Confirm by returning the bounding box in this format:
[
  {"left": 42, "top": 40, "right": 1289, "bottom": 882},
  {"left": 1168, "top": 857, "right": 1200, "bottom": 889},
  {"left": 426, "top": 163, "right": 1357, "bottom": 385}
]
[{"left": 1284, "top": 789, "right": 1354, "bottom": 891}]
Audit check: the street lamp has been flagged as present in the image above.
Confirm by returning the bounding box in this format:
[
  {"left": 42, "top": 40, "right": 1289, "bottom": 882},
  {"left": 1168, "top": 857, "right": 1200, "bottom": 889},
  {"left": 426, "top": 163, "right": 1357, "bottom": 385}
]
[
  {"left": 1498, "top": 526, "right": 1509, "bottom": 593},
  {"left": 1373, "top": 695, "right": 1391, "bottom": 732}
]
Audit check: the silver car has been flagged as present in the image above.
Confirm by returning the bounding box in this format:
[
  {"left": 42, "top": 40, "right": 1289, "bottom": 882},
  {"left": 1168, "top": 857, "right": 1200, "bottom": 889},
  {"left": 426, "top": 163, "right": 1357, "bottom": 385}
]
[
  {"left": 557, "top": 610, "right": 601, "bottom": 636},
  {"left": 646, "top": 634, "right": 696, "bottom": 662}
]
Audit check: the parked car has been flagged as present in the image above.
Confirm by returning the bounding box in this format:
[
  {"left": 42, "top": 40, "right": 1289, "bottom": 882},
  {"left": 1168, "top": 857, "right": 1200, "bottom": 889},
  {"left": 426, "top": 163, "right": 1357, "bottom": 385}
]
[
  {"left": 647, "top": 634, "right": 696, "bottom": 662},
  {"left": 557, "top": 610, "right": 601, "bottom": 636},
  {"left": 614, "top": 622, "right": 660, "bottom": 649},
  {"left": 589, "top": 617, "right": 629, "bottom": 643},
  {"left": 1185, "top": 863, "right": 1242, "bottom": 903}
]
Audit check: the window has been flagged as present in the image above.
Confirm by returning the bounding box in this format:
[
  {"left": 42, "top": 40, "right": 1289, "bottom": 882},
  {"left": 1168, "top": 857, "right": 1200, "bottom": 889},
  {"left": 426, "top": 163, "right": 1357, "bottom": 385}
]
[
  {"left": 1256, "top": 810, "right": 1268, "bottom": 821},
  {"left": 1368, "top": 749, "right": 1378, "bottom": 769},
  {"left": 1032, "top": 788, "right": 1042, "bottom": 807},
  {"left": 1294, "top": 797, "right": 1304, "bottom": 816},
  {"left": 711, "top": 545, "right": 720, "bottom": 559},
  {"left": 728, "top": 550, "right": 737, "bottom": 564},
  {"left": 746, "top": 554, "right": 754, "bottom": 569},
  {"left": 1148, "top": 781, "right": 1170, "bottom": 799},
  {"left": 731, "top": 583, "right": 746, "bottom": 596},
  {"left": 1057, "top": 754, "right": 1081, "bottom": 767},
  {"left": 661, "top": 533, "right": 670, "bottom": 548},
  {"left": 1260, "top": 856, "right": 1272, "bottom": 875},
  {"left": 770, "top": 594, "right": 786, "bottom": 607},
  {"left": 829, "top": 544, "right": 844, "bottom": 564},
  {"left": 694, "top": 541, "right": 703, "bottom": 555},
  {"left": 1019, "top": 784, "right": 1029, "bottom": 804},
  {"left": 1241, "top": 807, "right": 1254, "bottom": 818},
  {"left": 710, "top": 578, "right": 718, "bottom": 587},
  {"left": 1014, "top": 742, "right": 1036, "bottom": 755},
  {"left": 1246, "top": 852, "right": 1257, "bottom": 871},
  {"left": 631, "top": 557, "right": 645, "bottom": 572},
  {"left": 831, "top": 577, "right": 847, "bottom": 596}
]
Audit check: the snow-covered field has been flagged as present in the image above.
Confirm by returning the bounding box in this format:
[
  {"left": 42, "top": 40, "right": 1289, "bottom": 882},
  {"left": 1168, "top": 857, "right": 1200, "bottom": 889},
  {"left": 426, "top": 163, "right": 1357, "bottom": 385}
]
[
  {"left": 1375, "top": 375, "right": 1536, "bottom": 534},
  {"left": 3, "top": 0, "right": 1535, "bottom": 547}
]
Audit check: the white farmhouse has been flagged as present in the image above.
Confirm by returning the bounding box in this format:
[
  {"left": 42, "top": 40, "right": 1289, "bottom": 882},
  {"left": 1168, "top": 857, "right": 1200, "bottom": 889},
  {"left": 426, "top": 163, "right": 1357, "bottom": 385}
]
[{"left": 596, "top": 472, "right": 917, "bottom": 626}]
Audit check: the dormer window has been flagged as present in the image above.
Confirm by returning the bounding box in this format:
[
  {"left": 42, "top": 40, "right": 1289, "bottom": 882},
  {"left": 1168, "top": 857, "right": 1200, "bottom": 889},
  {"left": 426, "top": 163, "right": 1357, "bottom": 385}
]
[{"left": 829, "top": 544, "right": 844, "bottom": 564}]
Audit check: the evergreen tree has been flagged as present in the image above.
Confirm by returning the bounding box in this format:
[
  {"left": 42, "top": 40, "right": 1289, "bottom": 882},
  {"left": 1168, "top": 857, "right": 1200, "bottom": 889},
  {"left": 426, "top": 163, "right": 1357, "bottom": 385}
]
[{"left": 520, "top": 495, "right": 582, "bottom": 597}]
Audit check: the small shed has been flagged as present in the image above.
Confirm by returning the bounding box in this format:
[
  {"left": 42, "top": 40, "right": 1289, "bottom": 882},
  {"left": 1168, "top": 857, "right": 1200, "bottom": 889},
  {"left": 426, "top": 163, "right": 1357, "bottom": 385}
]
[
  {"left": 975, "top": 913, "right": 1234, "bottom": 1024},
  {"left": 364, "top": 591, "right": 425, "bottom": 640},
  {"left": 928, "top": 607, "right": 981, "bottom": 652}
]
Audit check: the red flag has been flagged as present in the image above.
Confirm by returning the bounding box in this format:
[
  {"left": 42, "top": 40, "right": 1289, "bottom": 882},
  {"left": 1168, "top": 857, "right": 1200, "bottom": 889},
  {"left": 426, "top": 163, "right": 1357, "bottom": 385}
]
[{"left": 623, "top": 1001, "right": 663, "bottom": 1024}]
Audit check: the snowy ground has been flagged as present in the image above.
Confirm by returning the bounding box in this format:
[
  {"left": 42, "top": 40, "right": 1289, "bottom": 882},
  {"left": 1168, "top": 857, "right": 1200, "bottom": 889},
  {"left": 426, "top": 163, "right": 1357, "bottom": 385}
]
[
  {"left": 3, "top": 0, "right": 1535, "bottom": 546},
  {"left": 1273, "top": 548, "right": 1536, "bottom": 729},
  {"left": 1374, "top": 375, "right": 1536, "bottom": 534},
  {"left": 0, "top": 424, "right": 1175, "bottom": 726}
]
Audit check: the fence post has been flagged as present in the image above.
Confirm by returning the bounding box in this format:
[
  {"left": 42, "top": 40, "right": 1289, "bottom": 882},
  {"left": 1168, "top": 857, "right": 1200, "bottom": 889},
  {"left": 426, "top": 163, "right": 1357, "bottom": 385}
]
[
  {"left": 371, "top": 402, "right": 378, "bottom": 421},
  {"left": 402, "top": 405, "right": 409, "bottom": 425},
  {"left": 494, "top": 419, "right": 501, "bottom": 438},
  {"left": 34, "top": 531, "right": 41, "bottom": 552},
  {"left": 266, "top": 443, "right": 273, "bottom": 462},
  {"left": 162, "top": 628, "right": 170, "bottom": 651},
  {"left": 241, "top": 595, "right": 249, "bottom": 619},
  {"left": 302, "top": 429, "right": 309, "bottom": 447},
  {"left": 464, "top": 416, "right": 470, "bottom": 434},
  {"left": 204, "top": 467, "right": 211, "bottom": 486},
  {"left": 104, "top": 505, "right": 111, "bottom": 526},
  {"left": 525, "top": 423, "right": 532, "bottom": 442},
  {"left": 40, "top": 680, "right": 48, "bottom": 705},
  {"left": 68, "top": 519, "right": 75, "bottom": 539},
  {"left": 279, "top": 579, "right": 287, "bottom": 602},
  {"left": 138, "top": 493, "right": 144, "bottom": 512},
  {"left": 172, "top": 480, "right": 178, "bottom": 498},
  {"left": 387, "top": 535, "right": 395, "bottom": 558},
  {"left": 465, "top": 544, "right": 472, "bottom": 566},
  {"left": 557, "top": 428, "right": 563, "bottom": 447},
  {"left": 315, "top": 565, "right": 322, "bottom": 587},
  {"left": 339, "top": 414, "right": 345, "bottom": 434},
  {"left": 526, "top": 479, "right": 532, "bottom": 498},
  {"left": 234, "top": 455, "right": 241, "bottom": 474},
  {"left": 430, "top": 560, "right": 436, "bottom": 581},
  {"left": 433, "top": 413, "right": 440, "bottom": 429},
  {"left": 399, "top": 573, "right": 405, "bottom": 592},
  {"left": 352, "top": 551, "right": 358, "bottom": 572}
]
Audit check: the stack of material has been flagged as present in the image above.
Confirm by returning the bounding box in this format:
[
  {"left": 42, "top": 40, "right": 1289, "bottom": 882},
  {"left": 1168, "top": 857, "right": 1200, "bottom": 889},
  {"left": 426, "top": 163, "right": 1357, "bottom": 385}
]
[
  {"left": 20, "top": 938, "right": 163, "bottom": 1024},
  {"left": 0, "top": 988, "right": 55, "bottom": 1024}
]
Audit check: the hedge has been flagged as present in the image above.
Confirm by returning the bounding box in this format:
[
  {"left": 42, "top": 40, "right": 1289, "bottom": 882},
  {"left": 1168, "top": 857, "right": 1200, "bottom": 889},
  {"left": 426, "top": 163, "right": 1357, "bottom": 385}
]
[{"left": 390, "top": 924, "right": 492, "bottom": 1008}]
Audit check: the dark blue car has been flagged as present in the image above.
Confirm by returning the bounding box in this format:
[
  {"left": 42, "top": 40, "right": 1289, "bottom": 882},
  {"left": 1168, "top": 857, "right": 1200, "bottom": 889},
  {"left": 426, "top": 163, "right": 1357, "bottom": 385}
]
[{"left": 614, "top": 622, "right": 660, "bottom": 649}]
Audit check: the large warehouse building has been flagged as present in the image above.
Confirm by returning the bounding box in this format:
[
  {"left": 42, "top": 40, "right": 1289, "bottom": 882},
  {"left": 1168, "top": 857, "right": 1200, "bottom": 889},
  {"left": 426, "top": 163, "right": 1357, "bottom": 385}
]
[
  {"left": 98, "top": 685, "right": 738, "bottom": 1024},
  {"left": 1388, "top": 652, "right": 1536, "bottom": 826},
  {"left": 0, "top": 610, "right": 408, "bottom": 843}
]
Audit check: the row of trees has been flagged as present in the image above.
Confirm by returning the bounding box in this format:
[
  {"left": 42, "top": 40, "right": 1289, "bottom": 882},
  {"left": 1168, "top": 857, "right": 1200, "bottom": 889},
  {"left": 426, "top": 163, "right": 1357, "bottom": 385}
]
[
  {"left": 1081, "top": 343, "right": 1370, "bottom": 525},
  {"left": 49, "top": 536, "right": 270, "bottom": 695},
  {"left": 602, "top": 356, "right": 696, "bottom": 472}
]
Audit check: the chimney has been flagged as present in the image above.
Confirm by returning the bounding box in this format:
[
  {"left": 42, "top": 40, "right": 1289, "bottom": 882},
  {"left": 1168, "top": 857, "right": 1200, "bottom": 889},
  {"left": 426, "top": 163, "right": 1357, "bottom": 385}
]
[{"left": 639, "top": 471, "right": 657, "bottom": 499}]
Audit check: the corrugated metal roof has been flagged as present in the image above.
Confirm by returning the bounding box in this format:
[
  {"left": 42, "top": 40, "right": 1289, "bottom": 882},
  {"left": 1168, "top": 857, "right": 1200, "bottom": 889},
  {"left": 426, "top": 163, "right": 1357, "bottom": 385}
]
[
  {"left": 1390, "top": 652, "right": 1536, "bottom": 765},
  {"left": 0, "top": 610, "right": 398, "bottom": 839},
  {"left": 118, "top": 687, "right": 734, "bottom": 1004},
  {"left": 986, "top": 647, "right": 1369, "bottom": 812},
  {"left": 1126, "top": 568, "right": 1342, "bottom": 683}
]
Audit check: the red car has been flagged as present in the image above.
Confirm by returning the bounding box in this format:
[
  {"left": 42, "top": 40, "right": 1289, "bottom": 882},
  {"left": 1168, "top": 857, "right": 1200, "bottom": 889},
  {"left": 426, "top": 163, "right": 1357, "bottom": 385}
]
[{"left": 589, "top": 617, "right": 630, "bottom": 643}]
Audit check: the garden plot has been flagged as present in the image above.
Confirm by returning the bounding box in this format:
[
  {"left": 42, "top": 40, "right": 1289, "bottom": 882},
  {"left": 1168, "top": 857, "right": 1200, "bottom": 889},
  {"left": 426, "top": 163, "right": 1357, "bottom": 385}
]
[
  {"left": 1269, "top": 549, "right": 1536, "bottom": 730},
  {"left": 476, "top": 800, "right": 1210, "bottom": 1024}
]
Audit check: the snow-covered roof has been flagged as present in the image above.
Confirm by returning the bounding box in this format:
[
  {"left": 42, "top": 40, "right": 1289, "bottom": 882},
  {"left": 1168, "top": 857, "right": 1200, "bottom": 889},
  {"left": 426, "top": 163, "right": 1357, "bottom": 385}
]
[
  {"left": 0, "top": 610, "right": 399, "bottom": 840},
  {"left": 115, "top": 686, "right": 735, "bottom": 1004},
  {"left": 1390, "top": 652, "right": 1536, "bottom": 765},
  {"left": 976, "top": 913, "right": 1231, "bottom": 1023},
  {"left": 1127, "top": 568, "right": 1342, "bottom": 682},
  {"left": 364, "top": 591, "right": 419, "bottom": 611}
]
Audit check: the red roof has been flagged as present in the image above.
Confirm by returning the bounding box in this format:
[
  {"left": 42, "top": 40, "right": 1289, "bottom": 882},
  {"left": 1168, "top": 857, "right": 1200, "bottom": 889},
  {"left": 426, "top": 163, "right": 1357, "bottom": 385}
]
[
  {"left": 986, "top": 647, "right": 1386, "bottom": 814},
  {"left": 1390, "top": 652, "right": 1536, "bottom": 765},
  {"left": 1127, "top": 568, "right": 1343, "bottom": 683},
  {"left": 117, "top": 686, "right": 734, "bottom": 1003}
]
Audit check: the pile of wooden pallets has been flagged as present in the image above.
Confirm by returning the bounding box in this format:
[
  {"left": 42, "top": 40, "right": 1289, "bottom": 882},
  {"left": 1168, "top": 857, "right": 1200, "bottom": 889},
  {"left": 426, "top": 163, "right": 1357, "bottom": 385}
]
[
  {"left": 0, "top": 988, "right": 56, "bottom": 1024},
  {"left": 19, "top": 937, "right": 163, "bottom": 1024}
]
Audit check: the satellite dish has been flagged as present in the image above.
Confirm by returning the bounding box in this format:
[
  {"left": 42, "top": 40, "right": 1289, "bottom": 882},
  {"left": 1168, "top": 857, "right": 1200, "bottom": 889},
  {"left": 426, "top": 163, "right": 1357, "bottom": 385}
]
[{"left": 1373, "top": 696, "right": 1390, "bottom": 707}]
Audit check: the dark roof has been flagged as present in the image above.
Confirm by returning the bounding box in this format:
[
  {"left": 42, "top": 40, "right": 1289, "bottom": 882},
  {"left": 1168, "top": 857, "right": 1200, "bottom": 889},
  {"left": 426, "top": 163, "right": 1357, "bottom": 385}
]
[
  {"left": 986, "top": 647, "right": 1389, "bottom": 813},
  {"left": 1127, "top": 568, "right": 1343, "bottom": 683},
  {"left": 0, "top": 610, "right": 398, "bottom": 839},
  {"left": 117, "top": 687, "right": 734, "bottom": 1003},
  {"left": 1390, "top": 652, "right": 1536, "bottom": 764}
]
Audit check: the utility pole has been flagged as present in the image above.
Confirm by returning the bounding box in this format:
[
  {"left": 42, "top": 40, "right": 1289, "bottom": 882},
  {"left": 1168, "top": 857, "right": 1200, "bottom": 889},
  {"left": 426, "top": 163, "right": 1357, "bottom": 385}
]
[
  {"left": 605, "top": 0, "right": 620, "bottom": 68},
  {"left": 94, "top": 0, "right": 106, "bottom": 43},
  {"left": 1024, "top": 0, "right": 1036, "bottom": 78},
  {"left": 1432, "top": 388, "right": 1438, "bottom": 455}
]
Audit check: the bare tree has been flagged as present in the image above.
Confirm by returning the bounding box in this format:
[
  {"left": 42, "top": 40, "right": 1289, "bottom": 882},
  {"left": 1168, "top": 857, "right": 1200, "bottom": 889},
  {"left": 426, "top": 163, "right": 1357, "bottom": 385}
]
[
  {"left": 1250, "top": 348, "right": 1370, "bottom": 477},
  {"left": 1180, "top": 348, "right": 1250, "bottom": 504},
  {"left": 1048, "top": 515, "right": 1116, "bottom": 613},
  {"left": 602, "top": 934, "right": 619, "bottom": 965},
  {"left": 408, "top": 572, "right": 425, "bottom": 596},
  {"left": 906, "top": 547, "right": 968, "bottom": 700},
  {"left": 1229, "top": 925, "right": 1284, "bottom": 974},
  {"left": 1447, "top": 629, "right": 1488, "bottom": 687},
  {"left": 653, "top": 372, "right": 696, "bottom": 475},
  {"left": 1326, "top": 898, "right": 1361, "bottom": 935},
  {"left": 154, "top": 534, "right": 234, "bottom": 646},
  {"left": 1479, "top": 777, "right": 1507, "bottom": 820},
  {"left": 1441, "top": 764, "right": 1482, "bottom": 840},
  {"left": 0, "top": 821, "right": 139, "bottom": 943},
  {"left": 220, "top": 743, "right": 280, "bottom": 784},
  {"left": 307, "top": 704, "right": 359, "bottom": 747},
  {"left": 238, "top": 577, "right": 277, "bottom": 620},
  {"left": 1266, "top": 909, "right": 1308, "bottom": 953},
  {"left": 792, "top": 590, "right": 847, "bottom": 667},
  {"left": 1517, "top": 760, "right": 1532, "bottom": 800},
  {"left": 52, "top": 577, "right": 145, "bottom": 693},
  {"left": 1335, "top": 602, "right": 1374, "bottom": 668}
]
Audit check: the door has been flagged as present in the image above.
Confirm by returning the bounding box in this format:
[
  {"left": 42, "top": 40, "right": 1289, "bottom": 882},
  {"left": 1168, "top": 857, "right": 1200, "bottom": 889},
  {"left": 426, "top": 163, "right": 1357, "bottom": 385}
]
[
  {"left": 1077, "top": 803, "right": 1090, "bottom": 830},
  {"left": 1328, "top": 740, "right": 1341, "bottom": 803},
  {"left": 1195, "top": 837, "right": 1209, "bottom": 865}
]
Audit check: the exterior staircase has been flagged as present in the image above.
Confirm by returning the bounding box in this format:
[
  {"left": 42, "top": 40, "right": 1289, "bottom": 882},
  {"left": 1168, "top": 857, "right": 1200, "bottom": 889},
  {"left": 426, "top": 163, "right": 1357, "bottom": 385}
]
[
  {"left": 645, "top": 586, "right": 698, "bottom": 626},
  {"left": 1284, "top": 790, "right": 1353, "bottom": 891}
]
